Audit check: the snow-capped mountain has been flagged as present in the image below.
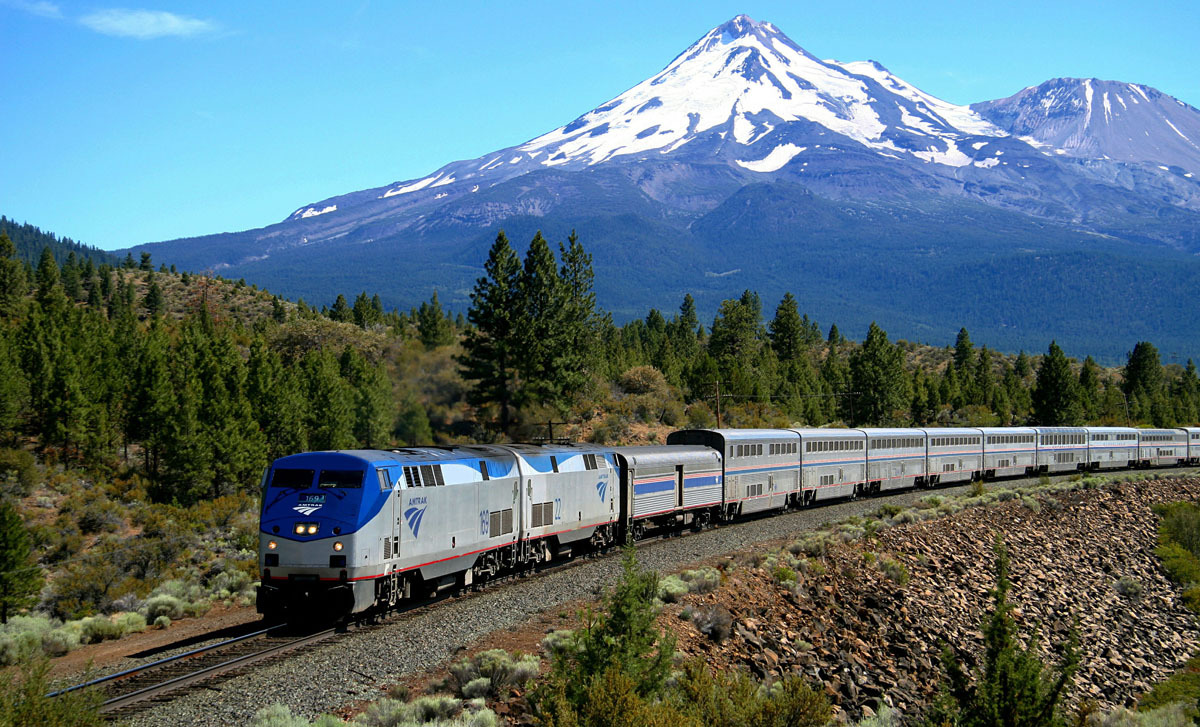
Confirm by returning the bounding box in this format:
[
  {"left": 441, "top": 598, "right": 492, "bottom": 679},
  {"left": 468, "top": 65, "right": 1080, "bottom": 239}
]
[
  {"left": 974, "top": 78, "right": 1200, "bottom": 174},
  {"left": 135, "top": 15, "right": 1200, "bottom": 360}
]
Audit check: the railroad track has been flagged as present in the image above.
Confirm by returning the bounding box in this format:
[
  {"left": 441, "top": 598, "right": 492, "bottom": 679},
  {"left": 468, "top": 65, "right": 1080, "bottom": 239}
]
[{"left": 53, "top": 623, "right": 337, "bottom": 718}]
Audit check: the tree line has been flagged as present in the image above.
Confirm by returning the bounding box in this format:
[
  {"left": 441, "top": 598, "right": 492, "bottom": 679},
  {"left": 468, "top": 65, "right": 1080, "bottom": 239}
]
[{"left": 460, "top": 231, "right": 1200, "bottom": 433}]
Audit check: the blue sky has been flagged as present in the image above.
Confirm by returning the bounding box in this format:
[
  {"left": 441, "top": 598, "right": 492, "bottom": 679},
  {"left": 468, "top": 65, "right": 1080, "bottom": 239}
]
[{"left": 3, "top": 1, "right": 1198, "bottom": 251}]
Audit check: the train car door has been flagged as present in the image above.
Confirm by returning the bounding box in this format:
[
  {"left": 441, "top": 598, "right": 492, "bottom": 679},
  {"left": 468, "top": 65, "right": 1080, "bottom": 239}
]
[{"left": 676, "top": 465, "right": 684, "bottom": 509}]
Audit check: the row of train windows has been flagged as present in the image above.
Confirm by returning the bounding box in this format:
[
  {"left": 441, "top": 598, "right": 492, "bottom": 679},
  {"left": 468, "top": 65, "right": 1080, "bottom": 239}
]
[
  {"left": 732, "top": 444, "right": 762, "bottom": 458},
  {"left": 986, "top": 435, "right": 1035, "bottom": 445},
  {"left": 768, "top": 442, "right": 798, "bottom": 456},
  {"left": 1091, "top": 434, "right": 1137, "bottom": 442},
  {"left": 271, "top": 468, "right": 363, "bottom": 489},
  {"left": 806, "top": 440, "right": 864, "bottom": 453},
  {"left": 931, "top": 436, "right": 980, "bottom": 447},
  {"left": 1144, "top": 434, "right": 1180, "bottom": 442},
  {"left": 873, "top": 438, "right": 919, "bottom": 450},
  {"left": 1044, "top": 434, "right": 1084, "bottom": 446}
]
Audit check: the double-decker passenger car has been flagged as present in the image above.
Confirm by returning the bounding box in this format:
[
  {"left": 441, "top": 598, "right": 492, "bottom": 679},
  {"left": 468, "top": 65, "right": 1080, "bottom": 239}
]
[
  {"left": 1138, "top": 429, "right": 1188, "bottom": 467},
  {"left": 1085, "top": 427, "right": 1140, "bottom": 469},
  {"left": 1034, "top": 427, "right": 1088, "bottom": 473},
  {"left": 665, "top": 429, "right": 802, "bottom": 516},
  {"left": 793, "top": 428, "right": 867, "bottom": 502},
  {"left": 979, "top": 427, "right": 1036, "bottom": 478},
  {"left": 862, "top": 428, "right": 925, "bottom": 492},
  {"left": 922, "top": 428, "right": 982, "bottom": 484}
]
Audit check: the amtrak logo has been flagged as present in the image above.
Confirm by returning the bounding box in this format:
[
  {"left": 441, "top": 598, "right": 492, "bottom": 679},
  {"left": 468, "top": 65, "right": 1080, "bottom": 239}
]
[
  {"left": 293, "top": 504, "right": 322, "bottom": 516},
  {"left": 596, "top": 479, "right": 608, "bottom": 502},
  {"left": 404, "top": 504, "right": 428, "bottom": 538}
]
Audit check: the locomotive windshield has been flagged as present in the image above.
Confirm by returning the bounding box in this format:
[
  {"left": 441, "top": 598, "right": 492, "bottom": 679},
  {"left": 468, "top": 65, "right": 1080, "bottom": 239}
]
[
  {"left": 270, "top": 468, "right": 314, "bottom": 489},
  {"left": 318, "top": 469, "right": 364, "bottom": 488}
]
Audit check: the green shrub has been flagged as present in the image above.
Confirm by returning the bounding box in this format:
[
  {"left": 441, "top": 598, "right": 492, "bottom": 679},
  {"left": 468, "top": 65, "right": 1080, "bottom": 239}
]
[
  {"left": 875, "top": 503, "right": 902, "bottom": 519},
  {"left": 540, "top": 630, "right": 575, "bottom": 658},
  {"left": 878, "top": 557, "right": 910, "bottom": 586},
  {"left": 443, "top": 649, "right": 539, "bottom": 699},
  {"left": 0, "top": 448, "right": 40, "bottom": 497},
  {"left": 114, "top": 611, "right": 147, "bottom": 634},
  {"left": 1114, "top": 576, "right": 1143, "bottom": 599},
  {"left": 80, "top": 616, "right": 122, "bottom": 644},
  {"left": 1139, "top": 652, "right": 1200, "bottom": 715},
  {"left": 679, "top": 567, "right": 721, "bottom": 594},
  {"left": 657, "top": 575, "right": 688, "bottom": 603},
  {"left": 142, "top": 594, "right": 186, "bottom": 621},
  {"left": 1099, "top": 703, "right": 1195, "bottom": 726},
  {"left": 1021, "top": 495, "right": 1042, "bottom": 513},
  {"left": 0, "top": 655, "right": 104, "bottom": 726},
  {"left": 154, "top": 615, "right": 171, "bottom": 629},
  {"left": 968, "top": 479, "right": 986, "bottom": 497},
  {"left": 1156, "top": 502, "right": 1200, "bottom": 558},
  {"left": 773, "top": 565, "right": 797, "bottom": 586}
]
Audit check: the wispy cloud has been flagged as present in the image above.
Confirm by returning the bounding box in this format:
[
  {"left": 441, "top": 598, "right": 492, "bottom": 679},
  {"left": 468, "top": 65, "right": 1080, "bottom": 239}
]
[
  {"left": 2, "top": 0, "right": 63, "bottom": 19},
  {"left": 79, "top": 8, "right": 218, "bottom": 39}
]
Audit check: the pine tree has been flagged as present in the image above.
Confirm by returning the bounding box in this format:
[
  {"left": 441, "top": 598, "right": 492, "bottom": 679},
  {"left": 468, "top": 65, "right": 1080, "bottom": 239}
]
[
  {"left": 1077, "top": 356, "right": 1103, "bottom": 422},
  {"left": 341, "top": 347, "right": 393, "bottom": 448},
  {"left": 458, "top": 231, "right": 523, "bottom": 433},
  {"left": 142, "top": 280, "right": 164, "bottom": 317},
  {"left": 61, "top": 251, "right": 83, "bottom": 301},
  {"left": 849, "top": 322, "right": 908, "bottom": 425},
  {"left": 0, "top": 232, "right": 26, "bottom": 319},
  {"left": 1123, "top": 342, "right": 1164, "bottom": 423},
  {"left": 514, "top": 231, "right": 570, "bottom": 411},
  {"left": 974, "top": 346, "right": 995, "bottom": 408},
  {"left": 769, "top": 292, "right": 805, "bottom": 363},
  {"left": 246, "top": 338, "right": 309, "bottom": 460},
  {"left": 302, "top": 349, "right": 355, "bottom": 451},
  {"left": 416, "top": 291, "right": 454, "bottom": 349},
  {"left": 0, "top": 334, "right": 27, "bottom": 442},
  {"left": 138, "top": 252, "right": 153, "bottom": 271},
  {"left": 953, "top": 327, "right": 975, "bottom": 373},
  {"left": 557, "top": 230, "right": 600, "bottom": 398},
  {"left": 1032, "top": 341, "right": 1082, "bottom": 426},
  {"left": 0, "top": 501, "right": 43, "bottom": 623},
  {"left": 329, "top": 294, "right": 352, "bottom": 323}
]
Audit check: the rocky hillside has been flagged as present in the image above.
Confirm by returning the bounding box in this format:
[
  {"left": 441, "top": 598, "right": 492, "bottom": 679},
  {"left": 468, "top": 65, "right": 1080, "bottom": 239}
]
[{"left": 663, "top": 477, "right": 1199, "bottom": 721}]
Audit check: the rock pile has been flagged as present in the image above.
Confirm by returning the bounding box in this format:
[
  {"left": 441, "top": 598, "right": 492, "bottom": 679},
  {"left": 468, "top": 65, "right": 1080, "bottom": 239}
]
[{"left": 667, "top": 478, "right": 1200, "bottom": 721}]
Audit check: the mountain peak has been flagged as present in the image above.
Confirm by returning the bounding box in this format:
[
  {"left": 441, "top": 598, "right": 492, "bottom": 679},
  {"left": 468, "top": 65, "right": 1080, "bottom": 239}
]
[{"left": 712, "top": 14, "right": 776, "bottom": 41}]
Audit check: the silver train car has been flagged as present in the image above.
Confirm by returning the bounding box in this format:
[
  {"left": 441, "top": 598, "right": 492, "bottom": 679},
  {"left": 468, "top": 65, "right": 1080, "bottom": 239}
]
[{"left": 260, "top": 425, "right": 1199, "bottom": 620}]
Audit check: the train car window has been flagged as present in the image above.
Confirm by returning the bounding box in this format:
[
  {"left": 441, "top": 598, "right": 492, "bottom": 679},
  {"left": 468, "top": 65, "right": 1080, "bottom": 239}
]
[
  {"left": 479, "top": 461, "right": 490, "bottom": 480},
  {"left": 377, "top": 470, "right": 392, "bottom": 492},
  {"left": 318, "top": 469, "right": 364, "bottom": 488},
  {"left": 757, "top": 444, "right": 763, "bottom": 455},
  {"left": 270, "top": 468, "right": 314, "bottom": 489}
]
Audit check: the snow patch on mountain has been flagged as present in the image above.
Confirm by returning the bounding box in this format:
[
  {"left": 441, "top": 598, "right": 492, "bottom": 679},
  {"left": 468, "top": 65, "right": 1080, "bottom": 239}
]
[
  {"left": 736, "top": 144, "right": 807, "bottom": 172},
  {"left": 294, "top": 205, "right": 337, "bottom": 219}
]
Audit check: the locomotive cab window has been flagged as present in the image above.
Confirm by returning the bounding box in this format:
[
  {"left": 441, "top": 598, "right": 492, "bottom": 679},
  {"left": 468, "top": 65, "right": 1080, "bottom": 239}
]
[
  {"left": 377, "top": 469, "right": 392, "bottom": 492},
  {"left": 270, "top": 468, "right": 313, "bottom": 489},
  {"left": 318, "top": 469, "right": 363, "bottom": 488}
]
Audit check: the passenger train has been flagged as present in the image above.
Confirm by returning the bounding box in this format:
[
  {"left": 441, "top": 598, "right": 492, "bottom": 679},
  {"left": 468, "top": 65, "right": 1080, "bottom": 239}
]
[{"left": 257, "top": 426, "right": 1200, "bottom": 620}]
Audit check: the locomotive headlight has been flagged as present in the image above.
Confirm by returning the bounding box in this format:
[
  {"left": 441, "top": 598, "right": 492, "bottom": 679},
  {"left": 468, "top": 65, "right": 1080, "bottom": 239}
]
[
  {"left": 306, "top": 524, "right": 318, "bottom": 535},
  {"left": 294, "top": 524, "right": 305, "bottom": 535},
  {"left": 267, "top": 540, "right": 278, "bottom": 550},
  {"left": 333, "top": 541, "right": 343, "bottom": 551}
]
